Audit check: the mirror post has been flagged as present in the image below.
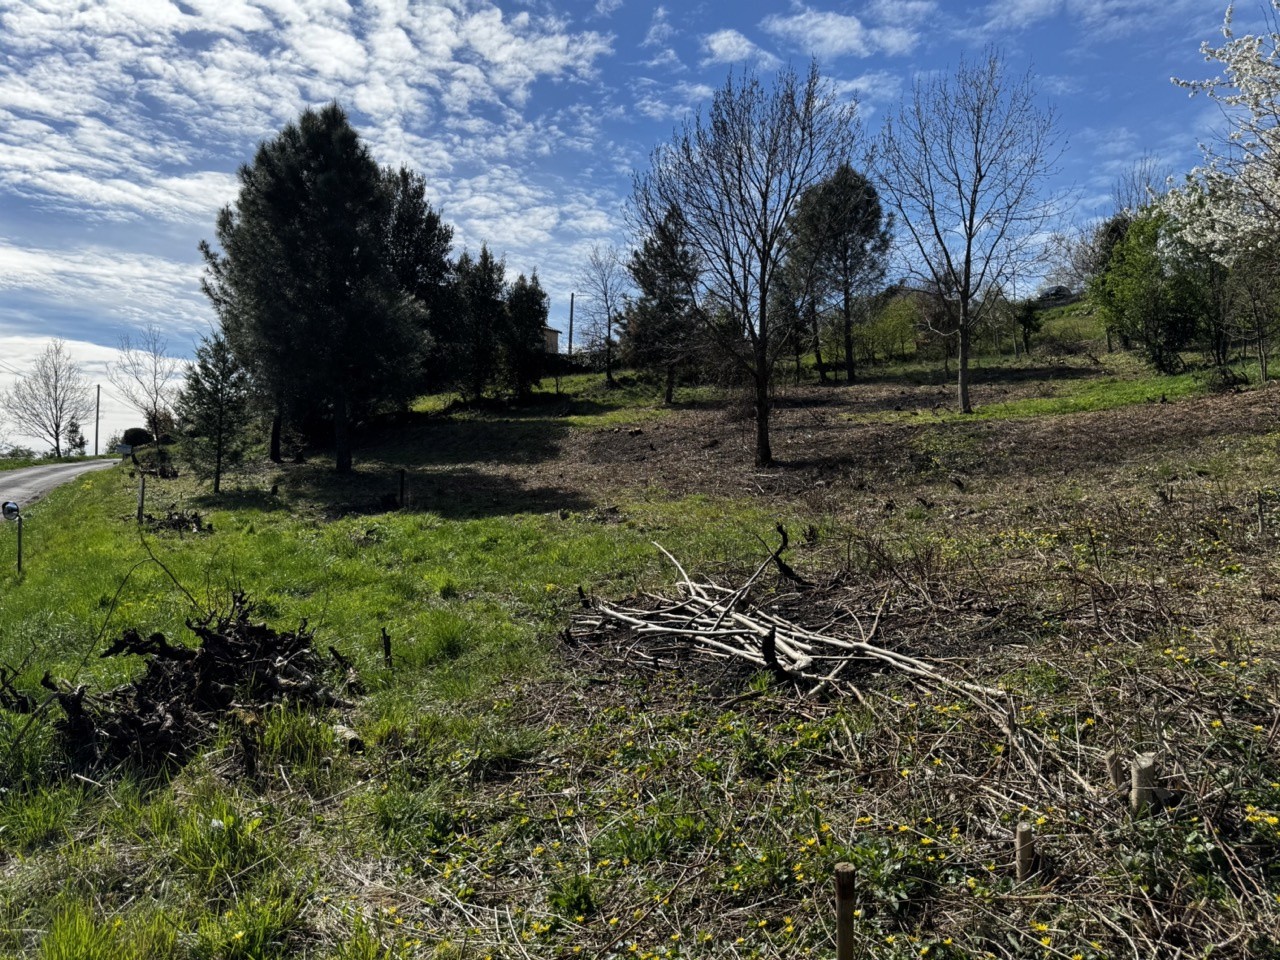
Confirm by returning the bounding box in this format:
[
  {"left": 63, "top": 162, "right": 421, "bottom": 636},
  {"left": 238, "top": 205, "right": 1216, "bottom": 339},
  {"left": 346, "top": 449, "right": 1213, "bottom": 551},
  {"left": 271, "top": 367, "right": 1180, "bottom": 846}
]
[{"left": 3, "top": 502, "right": 20, "bottom": 574}]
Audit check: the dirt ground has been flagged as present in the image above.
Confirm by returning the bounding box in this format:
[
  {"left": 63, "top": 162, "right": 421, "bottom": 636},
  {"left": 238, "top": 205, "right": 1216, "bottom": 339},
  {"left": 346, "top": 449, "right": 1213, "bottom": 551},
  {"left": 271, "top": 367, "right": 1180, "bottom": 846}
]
[{"left": 486, "top": 378, "right": 1280, "bottom": 514}]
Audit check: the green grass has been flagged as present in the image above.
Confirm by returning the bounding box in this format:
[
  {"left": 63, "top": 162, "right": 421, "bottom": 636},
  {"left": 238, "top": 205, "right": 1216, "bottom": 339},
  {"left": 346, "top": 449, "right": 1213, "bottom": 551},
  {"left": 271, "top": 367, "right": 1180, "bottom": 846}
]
[
  {"left": 853, "top": 353, "right": 1212, "bottom": 424},
  {"left": 0, "top": 470, "right": 783, "bottom": 701},
  {"left": 959, "top": 366, "right": 1203, "bottom": 420},
  {"left": 0, "top": 456, "right": 810, "bottom": 959},
  {"left": 1, "top": 357, "right": 1278, "bottom": 958},
  {"left": 411, "top": 371, "right": 718, "bottom": 433}
]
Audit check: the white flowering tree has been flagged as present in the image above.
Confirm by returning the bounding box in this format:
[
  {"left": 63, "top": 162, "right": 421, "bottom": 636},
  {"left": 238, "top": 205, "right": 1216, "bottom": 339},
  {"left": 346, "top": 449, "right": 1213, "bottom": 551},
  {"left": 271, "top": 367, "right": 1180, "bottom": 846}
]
[{"left": 1168, "top": 3, "right": 1280, "bottom": 259}]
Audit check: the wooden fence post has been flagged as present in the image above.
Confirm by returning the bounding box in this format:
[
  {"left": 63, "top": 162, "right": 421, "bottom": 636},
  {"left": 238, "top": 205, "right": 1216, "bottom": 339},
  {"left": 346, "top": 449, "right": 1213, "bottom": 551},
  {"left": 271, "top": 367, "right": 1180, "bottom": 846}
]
[
  {"left": 1105, "top": 749, "right": 1126, "bottom": 789},
  {"left": 1131, "top": 753, "right": 1157, "bottom": 815},
  {"left": 835, "top": 862, "right": 857, "bottom": 960},
  {"left": 137, "top": 473, "right": 146, "bottom": 523},
  {"left": 1015, "top": 821, "right": 1035, "bottom": 881}
]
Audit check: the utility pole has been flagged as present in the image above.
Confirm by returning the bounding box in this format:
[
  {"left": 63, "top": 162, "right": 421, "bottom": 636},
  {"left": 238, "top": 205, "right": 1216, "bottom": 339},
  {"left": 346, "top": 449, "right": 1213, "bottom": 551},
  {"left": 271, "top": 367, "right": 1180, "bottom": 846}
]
[
  {"left": 94, "top": 384, "right": 100, "bottom": 456},
  {"left": 565, "top": 293, "right": 576, "bottom": 358}
]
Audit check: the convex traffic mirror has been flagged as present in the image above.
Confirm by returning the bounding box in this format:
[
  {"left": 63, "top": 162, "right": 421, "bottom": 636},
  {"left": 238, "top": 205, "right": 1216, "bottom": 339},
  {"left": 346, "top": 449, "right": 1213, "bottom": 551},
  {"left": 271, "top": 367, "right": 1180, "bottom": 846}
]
[{"left": 1, "top": 502, "right": 18, "bottom": 521}]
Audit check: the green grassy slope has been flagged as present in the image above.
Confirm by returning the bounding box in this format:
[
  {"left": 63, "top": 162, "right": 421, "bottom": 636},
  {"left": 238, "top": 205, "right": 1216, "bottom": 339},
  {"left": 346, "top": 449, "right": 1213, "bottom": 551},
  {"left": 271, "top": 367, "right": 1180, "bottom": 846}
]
[{"left": 0, "top": 365, "right": 1277, "bottom": 959}]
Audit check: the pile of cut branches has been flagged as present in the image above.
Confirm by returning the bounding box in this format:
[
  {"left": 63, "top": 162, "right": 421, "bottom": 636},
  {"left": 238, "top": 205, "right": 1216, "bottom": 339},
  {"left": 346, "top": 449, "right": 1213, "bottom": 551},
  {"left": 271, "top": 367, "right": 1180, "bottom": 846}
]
[
  {"left": 26, "top": 593, "right": 358, "bottom": 771},
  {"left": 576, "top": 535, "right": 998, "bottom": 704},
  {"left": 141, "top": 507, "right": 208, "bottom": 534}
]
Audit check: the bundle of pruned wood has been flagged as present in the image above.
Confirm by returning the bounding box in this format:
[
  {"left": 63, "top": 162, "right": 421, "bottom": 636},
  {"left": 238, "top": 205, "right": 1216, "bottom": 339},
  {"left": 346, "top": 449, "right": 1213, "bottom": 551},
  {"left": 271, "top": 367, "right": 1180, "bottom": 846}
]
[
  {"left": 578, "top": 538, "right": 1000, "bottom": 703},
  {"left": 33, "top": 592, "right": 359, "bottom": 771},
  {"left": 141, "top": 508, "right": 208, "bottom": 534}
]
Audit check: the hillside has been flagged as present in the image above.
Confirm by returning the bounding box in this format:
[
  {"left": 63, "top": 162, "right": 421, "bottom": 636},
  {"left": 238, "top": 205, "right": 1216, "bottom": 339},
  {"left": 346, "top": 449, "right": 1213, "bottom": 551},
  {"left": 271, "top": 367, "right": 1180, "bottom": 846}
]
[{"left": 1, "top": 358, "right": 1278, "bottom": 960}]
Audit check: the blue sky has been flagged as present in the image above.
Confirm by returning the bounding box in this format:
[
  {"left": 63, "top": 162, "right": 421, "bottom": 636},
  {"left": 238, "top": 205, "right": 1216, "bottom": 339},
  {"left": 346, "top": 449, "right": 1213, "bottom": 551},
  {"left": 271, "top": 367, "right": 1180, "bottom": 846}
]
[{"left": 0, "top": 0, "right": 1251, "bottom": 444}]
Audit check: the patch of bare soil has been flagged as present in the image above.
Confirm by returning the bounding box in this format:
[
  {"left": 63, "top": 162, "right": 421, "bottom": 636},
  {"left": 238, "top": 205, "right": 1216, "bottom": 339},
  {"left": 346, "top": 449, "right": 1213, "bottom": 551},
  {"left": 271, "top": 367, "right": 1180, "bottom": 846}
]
[{"left": 500, "top": 382, "right": 1280, "bottom": 513}]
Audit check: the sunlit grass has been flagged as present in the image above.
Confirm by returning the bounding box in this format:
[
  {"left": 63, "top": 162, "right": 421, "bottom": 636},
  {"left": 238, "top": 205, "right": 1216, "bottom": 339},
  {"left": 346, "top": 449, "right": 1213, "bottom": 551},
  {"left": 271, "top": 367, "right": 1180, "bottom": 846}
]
[{"left": 2, "top": 353, "right": 1278, "bottom": 958}]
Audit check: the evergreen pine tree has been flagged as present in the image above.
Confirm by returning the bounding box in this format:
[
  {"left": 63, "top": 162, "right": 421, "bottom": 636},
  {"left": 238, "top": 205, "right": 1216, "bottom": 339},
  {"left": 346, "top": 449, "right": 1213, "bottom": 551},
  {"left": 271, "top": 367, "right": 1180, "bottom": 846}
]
[
  {"left": 175, "top": 332, "right": 251, "bottom": 493},
  {"left": 504, "top": 272, "right": 549, "bottom": 399}
]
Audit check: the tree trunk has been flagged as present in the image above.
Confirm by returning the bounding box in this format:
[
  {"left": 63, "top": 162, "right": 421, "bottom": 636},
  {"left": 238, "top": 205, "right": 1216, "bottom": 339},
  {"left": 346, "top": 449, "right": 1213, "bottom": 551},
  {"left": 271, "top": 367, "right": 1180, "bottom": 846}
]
[
  {"left": 753, "top": 371, "right": 772, "bottom": 466},
  {"left": 269, "top": 399, "right": 283, "bottom": 463},
  {"left": 333, "top": 387, "right": 352, "bottom": 474},
  {"left": 605, "top": 315, "right": 615, "bottom": 387},
  {"left": 664, "top": 363, "right": 676, "bottom": 404},
  {"left": 842, "top": 289, "right": 855, "bottom": 383},
  {"left": 811, "top": 304, "right": 828, "bottom": 383},
  {"left": 958, "top": 325, "right": 973, "bottom": 414}
]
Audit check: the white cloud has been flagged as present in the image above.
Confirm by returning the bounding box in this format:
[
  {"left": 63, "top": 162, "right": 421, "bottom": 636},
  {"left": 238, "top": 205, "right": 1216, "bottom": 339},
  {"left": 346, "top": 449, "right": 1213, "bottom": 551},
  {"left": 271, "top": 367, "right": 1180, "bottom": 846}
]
[
  {"left": 641, "top": 47, "right": 685, "bottom": 70},
  {"left": 1042, "top": 74, "right": 1084, "bottom": 96},
  {"left": 642, "top": 6, "right": 676, "bottom": 47},
  {"left": 0, "top": 240, "right": 211, "bottom": 332},
  {"left": 0, "top": 0, "right": 614, "bottom": 223},
  {"left": 700, "top": 29, "right": 781, "bottom": 69},
  {"left": 864, "top": 0, "right": 937, "bottom": 21},
  {"left": 985, "top": 0, "right": 1061, "bottom": 29},
  {"left": 760, "top": 4, "right": 929, "bottom": 58},
  {"left": 834, "top": 70, "right": 903, "bottom": 105},
  {"left": 980, "top": 0, "right": 1203, "bottom": 36},
  {"left": 634, "top": 80, "right": 714, "bottom": 121},
  {"left": 761, "top": 8, "right": 881, "bottom": 59},
  {"left": 594, "top": 0, "right": 623, "bottom": 16}
]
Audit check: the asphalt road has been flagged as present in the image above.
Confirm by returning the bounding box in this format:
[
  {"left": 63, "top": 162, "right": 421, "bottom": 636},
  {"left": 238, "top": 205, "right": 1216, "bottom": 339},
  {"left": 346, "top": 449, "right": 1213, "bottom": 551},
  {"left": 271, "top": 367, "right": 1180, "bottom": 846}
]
[{"left": 0, "top": 459, "right": 118, "bottom": 509}]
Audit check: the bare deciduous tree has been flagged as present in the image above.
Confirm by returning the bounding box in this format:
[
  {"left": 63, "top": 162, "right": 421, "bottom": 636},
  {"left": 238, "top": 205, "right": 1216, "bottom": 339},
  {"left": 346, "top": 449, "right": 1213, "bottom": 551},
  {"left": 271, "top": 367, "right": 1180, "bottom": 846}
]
[
  {"left": 109, "top": 322, "right": 182, "bottom": 440},
  {"left": 633, "top": 62, "right": 861, "bottom": 465},
  {"left": 876, "top": 50, "right": 1060, "bottom": 413},
  {"left": 3, "top": 339, "right": 93, "bottom": 457},
  {"left": 577, "top": 244, "right": 629, "bottom": 387}
]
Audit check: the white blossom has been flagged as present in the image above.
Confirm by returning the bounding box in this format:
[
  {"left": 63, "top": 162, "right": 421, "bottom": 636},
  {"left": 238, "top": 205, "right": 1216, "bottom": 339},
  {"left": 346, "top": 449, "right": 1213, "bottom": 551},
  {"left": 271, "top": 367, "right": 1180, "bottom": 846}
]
[{"left": 1169, "top": 3, "right": 1280, "bottom": 260}]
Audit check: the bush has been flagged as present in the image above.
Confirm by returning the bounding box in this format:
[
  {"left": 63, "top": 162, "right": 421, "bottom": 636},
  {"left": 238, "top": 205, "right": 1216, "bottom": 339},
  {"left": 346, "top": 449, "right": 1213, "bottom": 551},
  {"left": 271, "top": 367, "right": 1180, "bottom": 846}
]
[
  {"left": 121, "top": 428, "right": 153, "bottom": 448},
  {"left": 1202, "top": 365, "right": 1248, "bottom": 393}
]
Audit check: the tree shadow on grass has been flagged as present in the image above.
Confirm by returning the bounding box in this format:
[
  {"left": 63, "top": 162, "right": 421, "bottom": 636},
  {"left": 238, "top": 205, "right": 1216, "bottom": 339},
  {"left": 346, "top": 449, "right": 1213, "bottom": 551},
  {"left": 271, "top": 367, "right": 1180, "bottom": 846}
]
[
  {"left": 189, "top": 488, "right": 290, "bottom": 513},
  {"left": 854, "top": 363, "right": 1101, "bottom": 388},
  {"left": 278, "top": 464, "right": 595, "bottom": 521},
  {"left": 363, "top": 412, "right": 570, "bottom": 468}
]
